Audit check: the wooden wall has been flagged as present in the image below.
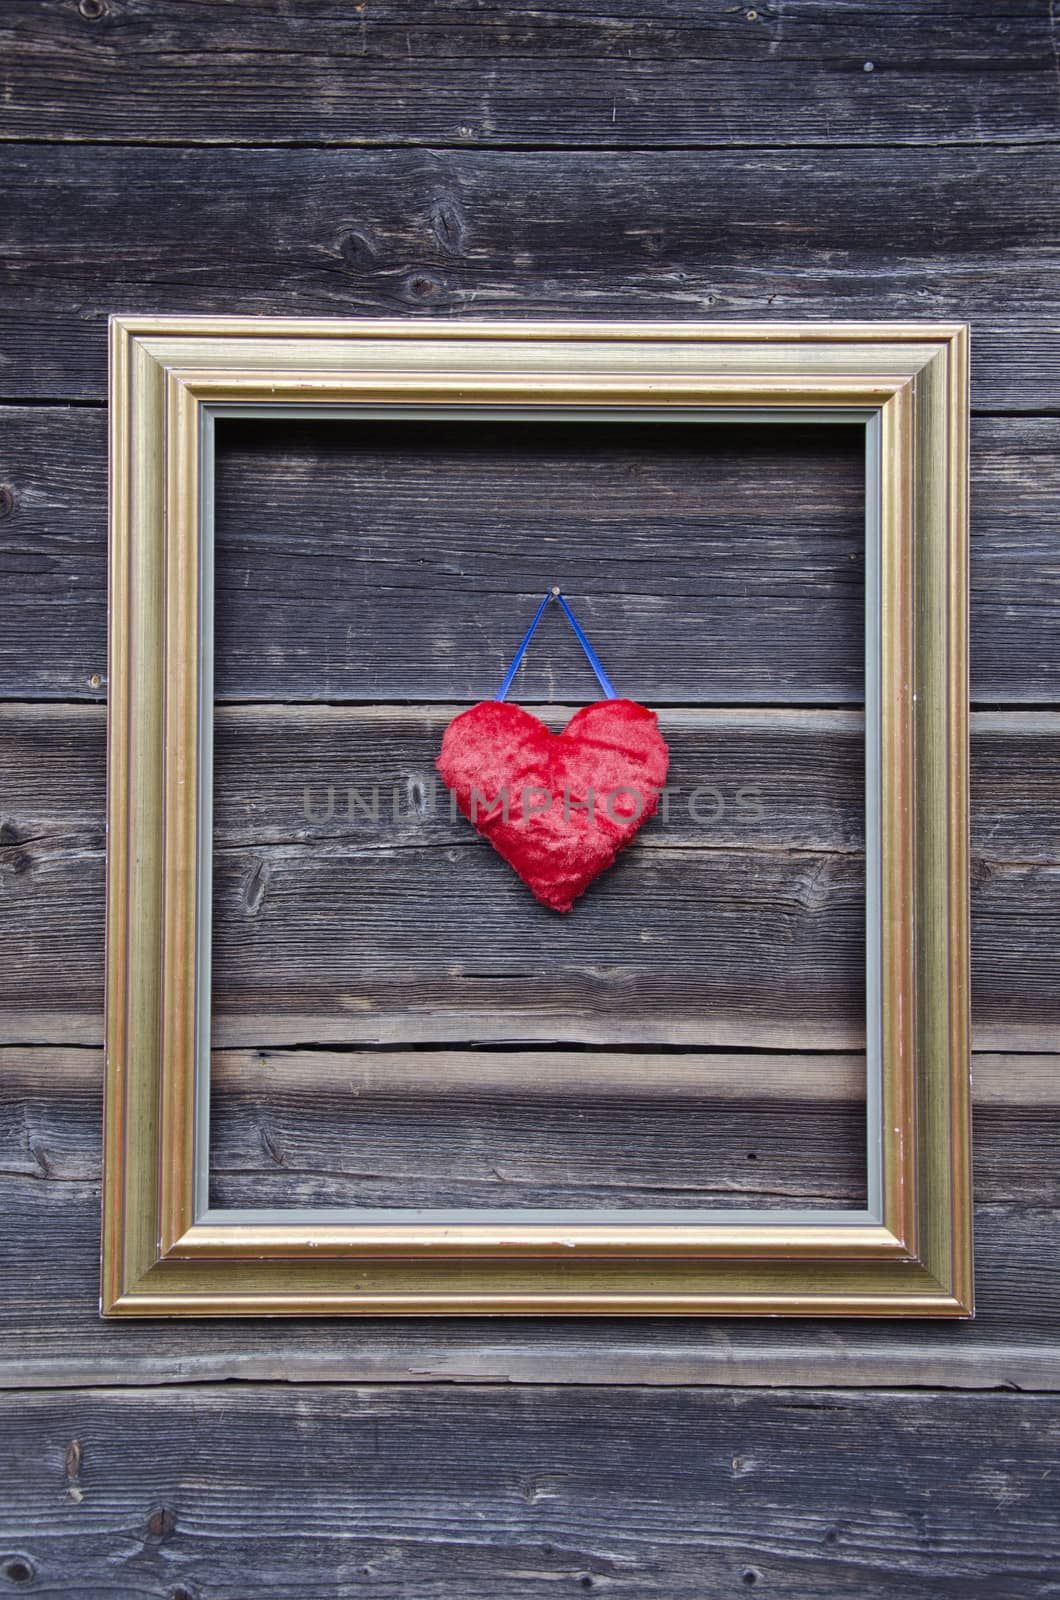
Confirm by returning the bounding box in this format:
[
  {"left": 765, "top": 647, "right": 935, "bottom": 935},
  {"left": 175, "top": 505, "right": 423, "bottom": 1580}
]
[{"left": 2, "top": 2, "right": 1059, "bottom": 1593}]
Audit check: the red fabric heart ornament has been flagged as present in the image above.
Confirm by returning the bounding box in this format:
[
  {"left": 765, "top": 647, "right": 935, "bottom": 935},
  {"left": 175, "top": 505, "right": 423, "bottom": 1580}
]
[{"left": 437, "top": 698, "right": 670, "bottom": 912}]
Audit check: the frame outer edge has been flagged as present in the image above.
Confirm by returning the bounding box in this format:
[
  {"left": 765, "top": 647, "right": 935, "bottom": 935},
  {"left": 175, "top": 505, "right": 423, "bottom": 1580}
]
[
  {"left": 101, "top": 320, "right": 974, "bottom": 1317},
  {"left": 101, "top": 316, "right": 131, "bottom": 1313},
  {"left": 102, "top": 326, "right": 169, "bottom": 1313},
  {"left": 947, "top": 325, "right": 974, "bottom": 1314}
]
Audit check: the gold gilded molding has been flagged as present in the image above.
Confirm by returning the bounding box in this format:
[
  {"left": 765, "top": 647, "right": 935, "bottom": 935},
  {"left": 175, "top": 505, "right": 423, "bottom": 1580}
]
[{"left": 103, "top": 318, "right": 971, "bottom": 1317}]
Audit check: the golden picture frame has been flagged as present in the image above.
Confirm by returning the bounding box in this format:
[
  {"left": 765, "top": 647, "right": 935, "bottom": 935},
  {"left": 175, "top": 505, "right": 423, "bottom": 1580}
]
[{"left": 102, "top": 316, "right": 971, "bottom": 1317}]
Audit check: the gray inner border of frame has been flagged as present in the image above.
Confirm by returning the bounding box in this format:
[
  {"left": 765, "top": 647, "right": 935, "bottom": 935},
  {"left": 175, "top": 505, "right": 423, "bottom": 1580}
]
[{"left": 195, "top": 404, "right": 883, "bottom": 1230}]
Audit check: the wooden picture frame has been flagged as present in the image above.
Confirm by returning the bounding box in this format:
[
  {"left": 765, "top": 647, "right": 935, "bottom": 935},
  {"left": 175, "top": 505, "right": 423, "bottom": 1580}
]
[{"left": 103, "top": 317, "right": 971, "bottom": 1317}]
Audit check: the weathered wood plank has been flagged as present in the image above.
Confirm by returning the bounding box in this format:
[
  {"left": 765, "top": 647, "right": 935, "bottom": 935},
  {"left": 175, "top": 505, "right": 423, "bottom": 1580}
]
[
  {"left": 234, "top": 708, "right": 1060, "bottom": 865},
  {"left": 4, "top": 0, "right": 1058, "bottom": 150},
  {"left": 209, "top": 837, "right": 1055, "bottom": 1050},
  {"left": 7, "top": 1046, "right": 1056, "bottom": 1206},
  {"left": 0, "top": 1046, "right": 1058, "bottom": 1389},
  {"left": 208, "top": 1048, "right": 868, "bottom": 1212},
  {"left": 231, "top": 705, "right": 867, "bottom": 856},
  {"left": 0, "top": 857, "right": 867, "bottom": 1045},
  {"left": 0, "top": 145, "right": 1056, "bottom": 405},
  {"left": 3, "top": 408, "right": 1060, "bottom": 704},
  {"left": 5, "top": 701, "right": 870, "bottom": 855},
  {"left": 114, "top": 835, "right": 880, "bottom": 1048},
  {"left": 2, "top": 1384, "right": 1059, "bottom": 1598},
  {"left": 207, "top": 1044, "right": 1060, "bottom": 1213},
  {"left": 209, "top": 1048, "right": 1060, "bottom": 1213},
  {"left": 2, "top": 705, "right": 1058, "bottom": 1047},
  {"left": 213, "top": 417, "right": 866, "bottom": 707},
  {"left": 0, "top": 407, "right": 109, "bottom": 700},
  {"left": 3, "top": 1198, "right": 1060, "bottom": 1389},
  {"left": 212, "top": 410, "right": 1060, "bottom": 704}
]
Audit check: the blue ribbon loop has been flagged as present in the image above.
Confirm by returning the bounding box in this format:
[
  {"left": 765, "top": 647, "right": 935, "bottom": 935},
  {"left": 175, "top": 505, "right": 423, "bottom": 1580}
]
[{"left": 494, "top": 589, "right": 618, "bottom": 702}]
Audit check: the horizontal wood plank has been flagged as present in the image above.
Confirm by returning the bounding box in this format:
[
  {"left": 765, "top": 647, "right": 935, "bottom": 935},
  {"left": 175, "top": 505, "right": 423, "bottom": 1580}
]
[
  {"left": 0, "top": 1046, "right": 1058, "bottom": 1388},
  {"left": 213, "top": 417, "right": 866, "bottom": 707},
  {"left": 211, "top": 1048, "right": 1060, "bottom": 1213},
  {"left": 1, "top": 1382, "right": 1059, "bottom": 1598},
  {"left": 3, "top": 1195, "right": 1060, "bottom": 1389},
  {"left": 3, "top": 409, "right": 1060, "bottom": 703},
  {"left": 0, "top": 145, "right": 1056, "bottom": 404},
  {"left": 5, "top": 701, "right": 873, "bottom": 855},
  {"left": 4, "top": 0, "right": 1059, "bottom": 150},
  {"left": 6, "top": 1043, "right": 1056, "bottom": 1203},
  {"left": 208, "top": 1048, "right": 868, "bottom": 1212},
  {"left": 207, "top": 1046, "right": 1060, "bottom": 1213},
  {"left": 2, "top": 705, "right": 1057, "bottom": 1048},
  {"left": 4, "top": 1047, "right": 1052, "bottom": 1200}
]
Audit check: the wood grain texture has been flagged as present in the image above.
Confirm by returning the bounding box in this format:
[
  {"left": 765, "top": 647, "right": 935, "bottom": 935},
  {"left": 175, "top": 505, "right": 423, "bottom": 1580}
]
[
  {"left": 3, "top": 408, "right": 1060, "bottom": 704},
  {"left": 213, "top": 417, "right": 866, "bottom": 707},
  {"left": 1, "top": 0, "right": 1056, "bottom": 1581},
  {"left": 4, "top": 1198, "right": 1060, "bottom": 1390},
  {"left": 204, "top": 1045, "right": 1060, "bottom": 1214},
  {"left": 1, "top": 1385, "right": 1059, "bottom": 1598},
  {"left": 4, "top": 0, "right": 1059, "bottom": 150},
  {"left": 207, "top": 1048, "right": 868, "bottom": 1212},
  {"left": 203, "top": 1046, "right": 1059, "bottom": 1218},
  {"left": 0, "top": 145, "right": 1056, "bottom": 405},
  {"left": 0, "top": 1049, "right": 1057, "bottom": 1388},
  {"left": 212, "top": 1045, "right": 1060, "bottom": 1215},
  {"left": 3, "top": 705, "right": 1059, "bottom": 1048},
  {"left": 215, "top": 705, "right": 867, "bottom": 855}
]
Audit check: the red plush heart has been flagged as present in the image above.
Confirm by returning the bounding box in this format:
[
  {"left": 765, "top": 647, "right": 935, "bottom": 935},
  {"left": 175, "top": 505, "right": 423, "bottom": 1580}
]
[{"left": 437, "top": 698, "right": 670, "bottom": 912}]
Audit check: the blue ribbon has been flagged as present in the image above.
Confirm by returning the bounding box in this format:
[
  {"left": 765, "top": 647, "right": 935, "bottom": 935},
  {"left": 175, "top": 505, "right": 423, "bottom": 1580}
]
[{"left": 494, "top": 588, "right": 618, "bottom": 702}]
